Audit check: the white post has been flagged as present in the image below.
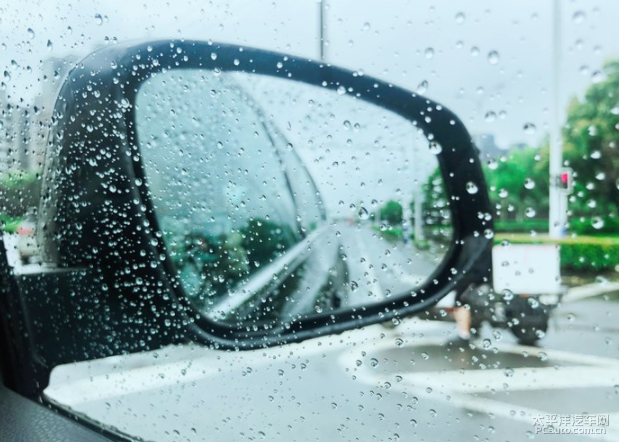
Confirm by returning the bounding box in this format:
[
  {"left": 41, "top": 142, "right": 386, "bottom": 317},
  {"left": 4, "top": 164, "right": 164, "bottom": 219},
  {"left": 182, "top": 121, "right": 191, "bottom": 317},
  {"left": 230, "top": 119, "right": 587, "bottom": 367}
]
[
  {"left": 549, "top": 0, "right": 566, "bottom": 238},
  {"left": 414, "top": 190, "right": 424, "bottom": 242},
  {"left": 318, "top": 1, "right": 326, "bottom": 62}
]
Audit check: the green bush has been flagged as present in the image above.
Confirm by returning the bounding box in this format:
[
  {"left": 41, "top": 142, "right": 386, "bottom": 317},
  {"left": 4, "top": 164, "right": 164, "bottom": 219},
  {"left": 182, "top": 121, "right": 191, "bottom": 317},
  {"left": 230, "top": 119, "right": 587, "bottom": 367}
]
[
  {"left": 0, "top": 171, "right": 41, "bottom": 218},
  {"left": 494, "top": 219, "right": 548, "bottom": 233},
  {"left": 372, "top": 225, "right": 403, "bottom": 239},
  {"left": 0, "top": 215, "right": 22, "bottom": 233},
  {"left": 495, "top": 233, "right": 619, "bottom": 272},
  {"left": 568, "top": 216, "right": 619, "bottom": 236}
]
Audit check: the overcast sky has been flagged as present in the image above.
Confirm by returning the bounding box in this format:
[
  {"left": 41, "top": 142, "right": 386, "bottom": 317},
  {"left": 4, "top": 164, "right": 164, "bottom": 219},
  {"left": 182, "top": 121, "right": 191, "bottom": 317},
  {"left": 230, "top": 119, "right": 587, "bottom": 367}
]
[{"left": 1, "top": 0, "right": 617, "bottom": 148}]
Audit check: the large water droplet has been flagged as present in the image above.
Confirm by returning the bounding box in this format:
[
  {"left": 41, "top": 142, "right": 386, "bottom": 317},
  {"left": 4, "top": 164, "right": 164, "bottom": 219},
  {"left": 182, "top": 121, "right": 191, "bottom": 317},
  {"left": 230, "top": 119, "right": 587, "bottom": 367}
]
[
  {"left": 424, "top": 47, "right": 434, "bottom": 59},
  {"left": 416, "top": 80, "right": 428, "bottom": 95},
  {"left": 572, "top": 11, "right": 586, "bottom": 24},
  {"left": 524, "top": 178, "right": 535, "bottom": 189},
  {"left": 592, "top": 217, "right": 604, "bottom": 229},
  {"left": 455, "top": 12, "right": 465, "bottom": 24},
  {"left": 94, "top": 13, "right": 103, "bottom": 25},
  {"left": 592, "top": 71, "right": 605, "bottom": 83},
  {"left": 428, "top": 141, "right": 442, "bottom": 154},
  {"left": 27, "top": 28, "right": 35, "bottom": 39},
  {"left": 358, "top": 207, "right": 369, "bottom": 220},
  {"left": 487, "top": 51, "right": 500, "bottom": 65},
  {"left": 523, "top": 123, "right": 536, "bottom": 135},
  {"left": 485, "top": 111, "right": 496, "bottom": 122},
  {"left": 466, "top": 182, "right": 479, "bottom": 194}
]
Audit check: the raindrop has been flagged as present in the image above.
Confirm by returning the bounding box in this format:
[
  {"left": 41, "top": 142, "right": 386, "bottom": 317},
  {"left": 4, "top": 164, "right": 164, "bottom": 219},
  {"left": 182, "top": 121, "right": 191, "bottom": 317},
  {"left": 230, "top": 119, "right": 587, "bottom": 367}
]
[
  {"left": 428, "top": 141, "right": 442, "bottom": 154},
  {"left": 524, "top": 178, "right": 535, "bottom": 189},
  {"left": 484, "top": 229, "right": 494, "bottom": 239},
  {"left": 424, "top": 47, "right": 434, "bottom": 59},
  {"left": 455, "top": 12, "right": 465, "bottom": 24},
  {"left": 362, "top": 22, "right": 371, "bottom": 31},
  {"left": 46, "top": 40, "right": 53, "bottom": 51},
  {"left": 487, "top": 159, "right": 498, "bottom": 170},
  {"left": 487, "top": 51, "right": 500, "bottom": 65},
  {"left": 502, "top": 290, "right": 514, "bottom": 301},
  {"left": 572, "top": 11, "right": 586, "bottom": 24},
  {"left": 485, "top": 111, "right": 496, "bottom": 122},
  {"left": 592, "top": 71, "right": 605, "bottom": 83},
  {"left": 94, "top": 13, "right": 103, "bottom": 25},
  {"left": 523, "top": 123, "right": 536, "bottom": 135},
  {"left": 610, "top": 106, "right": 619, "bottom": 115},
  {"left": 337, "top": 86, "right": 346, "bottom": 95},
  {"left": 416, "top": 80, "right": 428, "bottom": 95},
  {"left": 466, "top": 182, "right": 479, "bottom": 194},
  {"left": 592, "top": 217, "right": 604, "bottom": 229},
  {"left": 27, "top": 28, "right": 35, "bottom": 39},
  {"left": 350, "top": 281, "right": 359, "bottom": 292},
  {"left": 504, "top": 368, "right": 514, "bottom": 377},
  {"left": 525, "top": 207, "right": 536, "bottom": 218},
  {"left": 370, "top": 358, "right": 379, "bottom": 367},
  {"left": 470, "top": 46, "right": 480, "bottom": 57},
  {"left": 358, "top": 207, "right": 369, "bottom": 220}
]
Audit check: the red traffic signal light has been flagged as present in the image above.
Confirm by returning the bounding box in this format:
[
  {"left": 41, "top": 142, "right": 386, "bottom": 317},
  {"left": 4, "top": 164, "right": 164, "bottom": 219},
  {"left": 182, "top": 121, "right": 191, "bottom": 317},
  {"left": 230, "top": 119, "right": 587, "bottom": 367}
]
[{"left": 559, "top": 167, "right": 573, "bottom": 193}]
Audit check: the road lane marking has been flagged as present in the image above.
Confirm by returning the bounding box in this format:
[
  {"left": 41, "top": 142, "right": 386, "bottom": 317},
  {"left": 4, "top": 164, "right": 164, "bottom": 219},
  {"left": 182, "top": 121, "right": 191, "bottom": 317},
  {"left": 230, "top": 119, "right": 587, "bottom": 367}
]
[
  {"left": 564, "top": 282, "right": 619, "bottom": 303},
  {"left": 339, "top": 336, "right": 619, "bottom": 442},
  {"left": 401, "top": 365, "right": 619, "bottom": 393}
]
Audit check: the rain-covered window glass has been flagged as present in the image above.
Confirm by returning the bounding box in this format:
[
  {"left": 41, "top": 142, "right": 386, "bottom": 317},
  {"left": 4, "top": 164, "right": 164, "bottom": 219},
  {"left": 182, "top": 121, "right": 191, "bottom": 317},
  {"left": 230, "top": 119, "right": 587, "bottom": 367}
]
[{"left": 1, "top": 2, "right": 618, "bottom": 442}]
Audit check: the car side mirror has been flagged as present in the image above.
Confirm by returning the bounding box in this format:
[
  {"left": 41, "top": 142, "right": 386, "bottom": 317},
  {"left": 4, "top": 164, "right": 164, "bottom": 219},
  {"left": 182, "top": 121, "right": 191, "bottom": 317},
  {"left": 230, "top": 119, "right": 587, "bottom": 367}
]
[{"left": 37, "top": 40, "right": 493, "bottom": 352}]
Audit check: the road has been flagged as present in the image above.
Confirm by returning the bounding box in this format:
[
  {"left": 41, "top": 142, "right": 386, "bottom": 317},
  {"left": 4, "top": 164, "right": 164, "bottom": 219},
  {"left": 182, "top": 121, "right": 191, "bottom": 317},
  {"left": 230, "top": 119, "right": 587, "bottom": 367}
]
[
  {"left": 4, "top": 230, "right": 619, "bottom": 441},
  {"left": 337, "top": 223, "right": 442, "bottom": 306}
]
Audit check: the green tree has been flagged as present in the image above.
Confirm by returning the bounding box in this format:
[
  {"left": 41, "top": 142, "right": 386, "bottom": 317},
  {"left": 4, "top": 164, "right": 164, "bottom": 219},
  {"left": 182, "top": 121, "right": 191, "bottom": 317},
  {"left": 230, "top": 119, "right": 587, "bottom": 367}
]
[
  {"left": 483, "top": 146, "right": 549, "bottom": 221},
  {"left": 379, "top": 200, "right": 403, "bottom": 225},
  {"left": 0, "top": 171, "right": 41, "bottom": 218},
  {"left": 563, "top": 59, "right": 619, "bottom": 219}
]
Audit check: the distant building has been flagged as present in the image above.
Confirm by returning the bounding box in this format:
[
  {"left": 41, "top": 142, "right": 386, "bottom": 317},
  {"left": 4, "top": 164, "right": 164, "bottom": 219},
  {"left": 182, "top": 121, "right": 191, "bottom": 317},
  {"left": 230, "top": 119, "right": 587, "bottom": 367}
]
[
  {"left": 0, "top": 93, "right": 31, "bottom": 176},
  {"left": 26, "top": 56, "right": 79, "bottom": 173}
]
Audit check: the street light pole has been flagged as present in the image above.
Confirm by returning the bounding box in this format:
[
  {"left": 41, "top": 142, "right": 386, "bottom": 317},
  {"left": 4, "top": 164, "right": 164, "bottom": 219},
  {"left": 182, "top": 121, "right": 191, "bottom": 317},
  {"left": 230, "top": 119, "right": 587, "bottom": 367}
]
[
  {"left": 318, "top": 0, "right": 326, "bottom": 62},
  {"left": 549, "top": 0, "right": 566, "bottom": 238}
]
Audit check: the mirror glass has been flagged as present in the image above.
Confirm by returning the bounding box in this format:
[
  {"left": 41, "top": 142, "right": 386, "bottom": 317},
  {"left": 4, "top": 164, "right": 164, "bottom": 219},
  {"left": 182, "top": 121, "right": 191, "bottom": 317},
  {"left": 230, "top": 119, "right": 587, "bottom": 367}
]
[{"left": 135, "top": 69, "right": 452, "bottom": 326}]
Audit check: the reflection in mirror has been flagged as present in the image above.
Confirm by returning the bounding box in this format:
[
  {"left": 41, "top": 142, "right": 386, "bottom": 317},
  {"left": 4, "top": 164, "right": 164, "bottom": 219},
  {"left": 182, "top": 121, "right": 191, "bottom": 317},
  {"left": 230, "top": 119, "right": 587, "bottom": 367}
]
[{"left": 135, "top": 70, "right": 452, "bottom": 327}]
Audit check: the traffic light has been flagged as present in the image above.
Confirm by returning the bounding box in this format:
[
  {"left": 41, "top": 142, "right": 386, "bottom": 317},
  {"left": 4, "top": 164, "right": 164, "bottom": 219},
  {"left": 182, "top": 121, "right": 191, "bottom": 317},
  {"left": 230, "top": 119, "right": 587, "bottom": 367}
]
[{"left": 558, "top": 167, "right": 573, "bottom": 193}]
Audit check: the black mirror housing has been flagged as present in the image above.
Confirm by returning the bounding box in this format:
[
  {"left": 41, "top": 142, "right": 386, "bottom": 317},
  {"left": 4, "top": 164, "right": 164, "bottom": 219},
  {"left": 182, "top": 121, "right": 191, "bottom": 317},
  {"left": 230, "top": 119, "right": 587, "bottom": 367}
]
[{"left": 37, "top": 40, "right": 493, "bottom": 353}]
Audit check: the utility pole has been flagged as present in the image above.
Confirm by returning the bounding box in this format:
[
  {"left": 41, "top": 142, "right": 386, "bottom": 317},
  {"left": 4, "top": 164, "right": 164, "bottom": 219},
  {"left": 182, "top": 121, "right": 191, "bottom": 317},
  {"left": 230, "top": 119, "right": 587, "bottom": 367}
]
[
  {"left": 318, "top": 0, "right": 326, "bottom": 62},
  {"left": 549, "top": 0, "right": 566, "bottom": 238}
]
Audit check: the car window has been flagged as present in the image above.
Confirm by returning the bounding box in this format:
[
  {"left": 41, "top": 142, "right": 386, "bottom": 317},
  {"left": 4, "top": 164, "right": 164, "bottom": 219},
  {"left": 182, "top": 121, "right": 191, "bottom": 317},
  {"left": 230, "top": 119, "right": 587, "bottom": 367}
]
[{"left": 1, "top": 2, "right": 618, "bottom": 442}]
